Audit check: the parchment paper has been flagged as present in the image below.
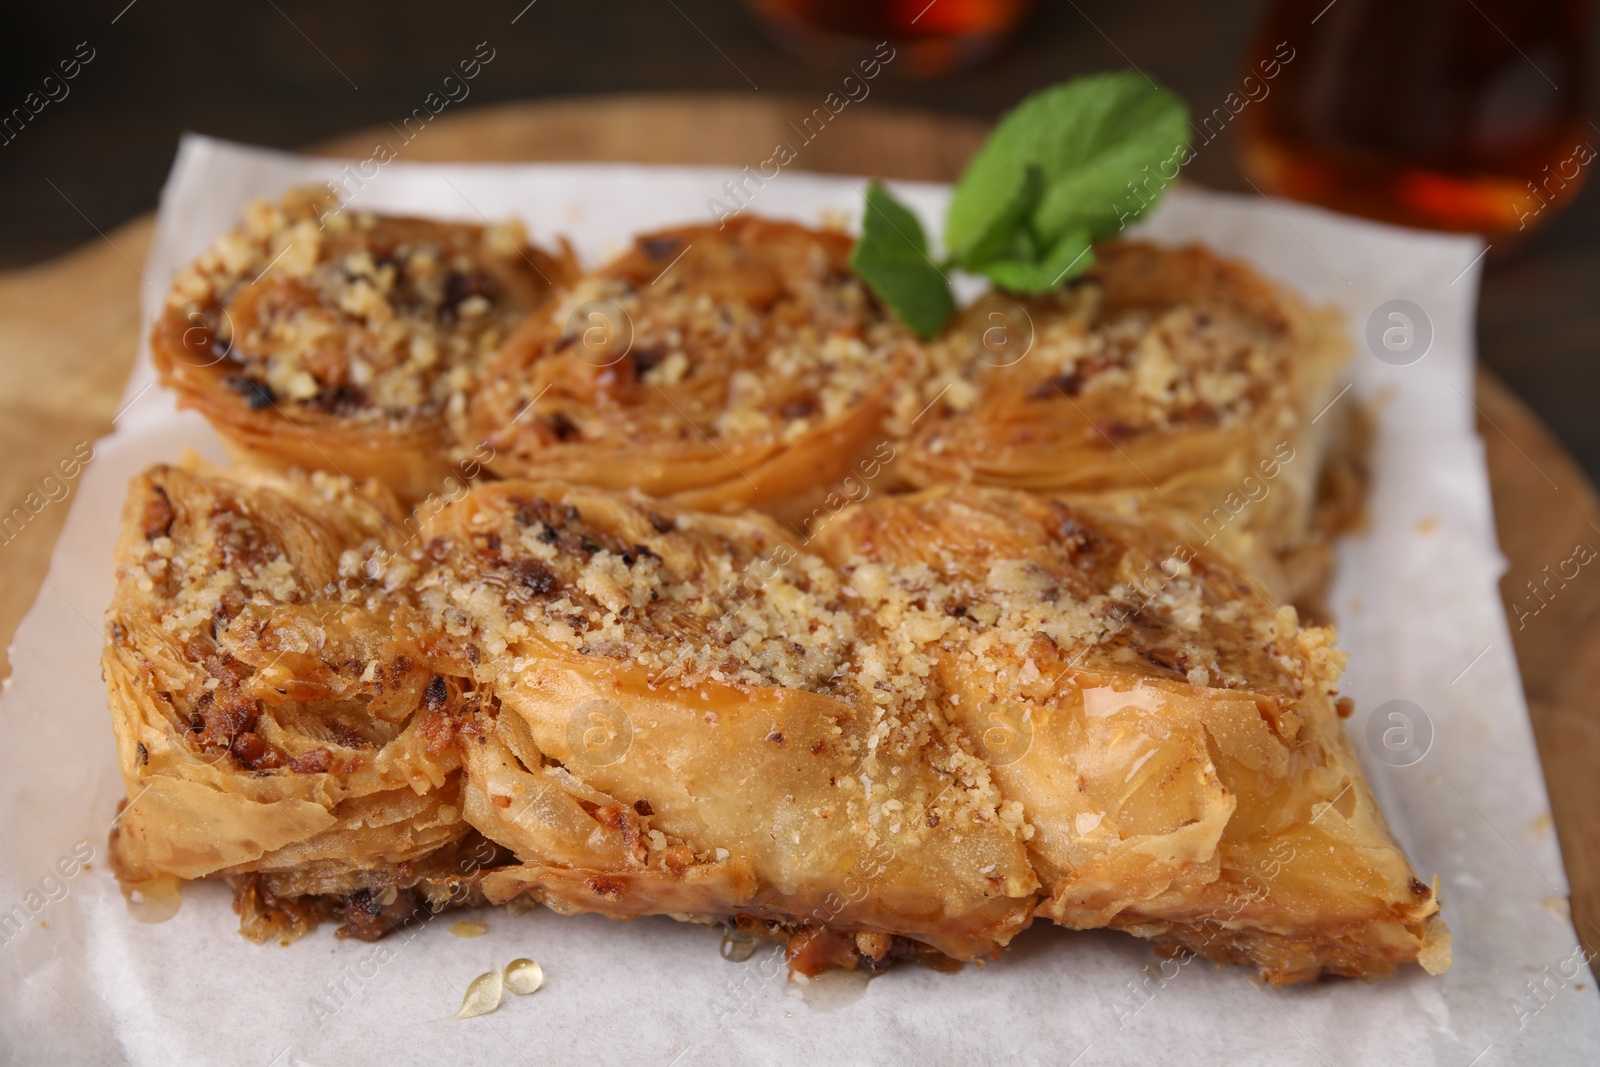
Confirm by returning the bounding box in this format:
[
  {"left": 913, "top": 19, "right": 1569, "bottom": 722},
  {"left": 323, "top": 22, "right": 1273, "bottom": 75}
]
[{"left": 2, "top": 136, "right": 1595, "bottom": 1066}]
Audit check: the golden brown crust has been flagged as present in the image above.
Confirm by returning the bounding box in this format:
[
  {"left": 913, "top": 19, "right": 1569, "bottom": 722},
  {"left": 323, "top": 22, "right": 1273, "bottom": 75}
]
[
  {"left": 897, "top": 242, "right": 1351, "bottom": 605},
  {"left": 118, "top": 198, "right": 1425, "bottom": 985},
  {"left": 151, "top": 188, "right": 573, "bottom": 501},
  {"left": 103, "top": 464, "right": 1038, "bottom": 960},
  {"left": 102, "top": 461, "right": 480, "bottom": 934},
  {"left": 469, "top": 217, "right": 916, "bottom": 520},
  {"left": 810, "top": 486, "right": 1446, "bottom": 985},
  {"left": 422, "top": 480, "right": 1038, "bottom": 963},
  {"left": 102, "top": 464, "right": 1441, "bottom": 983}
]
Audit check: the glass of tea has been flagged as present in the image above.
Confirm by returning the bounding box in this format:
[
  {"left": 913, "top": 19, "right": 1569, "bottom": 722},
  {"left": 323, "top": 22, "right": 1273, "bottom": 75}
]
[
  {"left": 1238, "top": 0, "right": 1594, "bottom": 241},
  {"left": 746, "top": 0, "right": 1036, "bottom": 78}
]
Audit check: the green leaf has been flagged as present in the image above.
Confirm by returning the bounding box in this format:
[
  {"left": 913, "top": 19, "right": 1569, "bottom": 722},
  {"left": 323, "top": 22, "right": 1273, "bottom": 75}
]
[
  {"left": 947, "top": 72, "right": 1189, "bottom": 290},
  {"left": 850, "top": 181, "right": 955, "bottom": 339},
  {"left": 976, "top": 230, "right": 1096, "bottom": 295},
  {"left": 947, "top": 163, "right": 1045, "bottom": 267}
]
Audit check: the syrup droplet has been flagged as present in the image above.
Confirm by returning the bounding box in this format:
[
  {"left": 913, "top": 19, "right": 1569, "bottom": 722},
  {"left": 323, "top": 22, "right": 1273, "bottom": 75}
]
[
  {"left": 720, "top": 929, "right": 757, "bottom": 962},
  {"left": 119, "top": 873, "right": 182, "bottom": 924},
  {"left": 457, "top": 970, "right": 504, "bottom": 1019},
  {"left": 504, "top": 958, "right": 544, "bottom": 995},
  {"left": 792, "top": 967, "right": 870, "bottom": 1013}
]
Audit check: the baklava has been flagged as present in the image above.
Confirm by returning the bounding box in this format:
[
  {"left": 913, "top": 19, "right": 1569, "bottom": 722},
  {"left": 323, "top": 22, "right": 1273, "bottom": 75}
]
[
  {"left": 470, "top": 217, "right": 917, "bottom": 521},
  {"left": 104, "top": 462, "right": 497, "bottom": 940},
  {"left": 899, "top": 242, "right": 1354, "bottom": 605},
  {"left": 151, "top": 188, "right": 573, "bottom": 502},
  {"left": 103, "top": 462, "right": 1445, "bottom": 984},
  {"left": 811, "top": 487, "right": 1448, "bottom": 983}
]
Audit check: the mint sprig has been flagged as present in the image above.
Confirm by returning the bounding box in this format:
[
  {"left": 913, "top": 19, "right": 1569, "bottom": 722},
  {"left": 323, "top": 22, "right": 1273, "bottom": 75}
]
[
  {"left": 851, "top": 70, "right": 1191, "bottom": 336},
  {"left": 849, "top": 180, "right": 955, "bottom": 340}
]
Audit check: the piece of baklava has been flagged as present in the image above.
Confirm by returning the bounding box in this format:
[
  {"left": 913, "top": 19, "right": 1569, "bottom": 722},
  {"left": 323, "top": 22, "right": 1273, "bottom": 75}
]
[
  {"left": 810, "top": 486, "right": 1448, "bottom": 984},
  {"left": 420, "top": 480, "right": 1038, "bottom": 968},
  {"left": 102, "top": 467, "right": 1445, "bottom": 984},
  {"left": 900, "top": 242, "right": 1353, "bottom": 605},
  {"left": 102, "top": 465, "right": 1037, "bottom": 962},
  {"left": 151, "top": 189, "right": 573, "bottom": 501},
  {"left": 103, "top": 461, "right": 499, "bottom": 941},
  {"left": 469, "top": 217, "right": 917, "bottom": 521}
]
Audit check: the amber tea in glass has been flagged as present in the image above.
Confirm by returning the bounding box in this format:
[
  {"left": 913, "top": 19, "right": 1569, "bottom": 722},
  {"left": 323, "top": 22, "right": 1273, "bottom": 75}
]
[
  {"left": 746, "top": 0, "right": 1035, "bottom": 77},
  {"left": 1239, "top": 0, "right": 1593, "bottom": 240}
]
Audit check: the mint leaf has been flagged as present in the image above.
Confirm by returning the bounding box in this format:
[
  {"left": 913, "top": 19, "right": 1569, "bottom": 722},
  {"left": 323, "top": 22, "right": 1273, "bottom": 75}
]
[
  {"left": 947, "top": 72, "right": 1189, "bottom": 293},
  {"left": 948, "top": 163, "right": 1045, "bottom": 267},
  {"left": 850, "top": 181, "right": 955, "bottom": 339},
  {"left": 977, "top": 229, "right": 1094, "bottom": 294}
]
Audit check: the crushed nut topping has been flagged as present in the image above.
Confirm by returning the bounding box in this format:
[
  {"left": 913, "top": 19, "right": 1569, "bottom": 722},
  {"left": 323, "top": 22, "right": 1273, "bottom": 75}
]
[{"left": 160, "top": 187, "right": 561, "bottom": 426}]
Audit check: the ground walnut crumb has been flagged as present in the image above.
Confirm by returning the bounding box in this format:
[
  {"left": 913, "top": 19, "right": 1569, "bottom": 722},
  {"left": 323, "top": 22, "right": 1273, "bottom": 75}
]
[
  {"left": 420, "top": 483, "right": 861, "bottom": 698},
  {"left": 163, "top": 187, "right": 555, "bottom": 425},
  {"left": 474, "top": 217, "right": 914, "bottom": 468}
]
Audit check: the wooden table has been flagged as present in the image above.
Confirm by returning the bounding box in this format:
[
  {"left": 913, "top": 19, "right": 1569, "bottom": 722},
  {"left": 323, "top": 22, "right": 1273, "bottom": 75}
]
[{"left": 2, "top": 95, "right": 1596, "bottom": 965}]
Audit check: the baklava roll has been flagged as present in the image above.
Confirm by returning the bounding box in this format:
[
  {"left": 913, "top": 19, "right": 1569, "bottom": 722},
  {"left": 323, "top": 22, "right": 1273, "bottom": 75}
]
[
  {"left": 418, "top": 480, "right": 1038, "bottom": 968},
  {"left": 101, "top": 467, "right": 1445, "bottom": 982},
  {"left": 103, "top": 461, "right": 494, "bottom": 942},
  {"left": 900, "top": 242, "right": 1352, "bottom": 605},
  {"left": 151, "top": 188, "right": 572, "bottom": 502},
  {"left": 810, "top": 486, "right": 1448, "bottom": 985},
  {"left": 469, "top": 217, "right": 918, "bottom": 522}
]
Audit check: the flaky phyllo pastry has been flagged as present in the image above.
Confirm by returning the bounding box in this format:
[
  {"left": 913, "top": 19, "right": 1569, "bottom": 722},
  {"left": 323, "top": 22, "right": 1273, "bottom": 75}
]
[
  {"left": 156, "top": 197, "right": 916, "bottom": 524},
  {"left": 810, "top": 488, "right": 1448, "bottom": 983},
  {"left": 900, "top": 242, "right": 1356, "bottom": 605},
  {"left": 105, "top": 461, "right": 1446, "bottom": 984},
  {"left": 104, "top": 463, "right": 501, "bottom": 939},
  {"left": 470, "top": 217, "right": 918, "bottom": 520},
  {"left": 426, "top": 478, "right": 1033, "bottom": 964},
  {"left": 151, "top": 188, "right": 574, "bottom": 502}
]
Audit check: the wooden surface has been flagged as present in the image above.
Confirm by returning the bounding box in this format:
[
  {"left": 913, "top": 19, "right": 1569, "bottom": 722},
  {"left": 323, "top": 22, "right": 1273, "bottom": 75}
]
[{"left": 1, "top": 94, "right": 1595, "bottom": 961}]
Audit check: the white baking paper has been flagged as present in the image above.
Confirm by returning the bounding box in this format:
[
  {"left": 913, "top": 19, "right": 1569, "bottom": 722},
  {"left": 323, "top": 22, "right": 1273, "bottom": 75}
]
[{"left": 2, "top": 135, "right": 1595, "bottom": 1066}]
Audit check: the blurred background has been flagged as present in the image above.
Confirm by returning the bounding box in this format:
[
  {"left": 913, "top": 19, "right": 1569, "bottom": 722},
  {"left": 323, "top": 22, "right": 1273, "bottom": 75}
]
[{"left": 2, "top": 0, "right": 1597, "bottom": 476}]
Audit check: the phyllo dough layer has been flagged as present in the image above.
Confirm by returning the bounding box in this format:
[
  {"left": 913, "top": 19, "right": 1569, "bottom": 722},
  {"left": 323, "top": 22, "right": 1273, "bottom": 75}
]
[
  {"left": 423, "top": 481, "right": 1037, "bottom": 966},
  {"left": 470, "top": 217, "right": 917, "bottom": 521},
  {"left": 104, "top": 462, "right": 513, "bottom": 940},
  {"left": 899, "top": 242, "right": 1355, "bottom": 605},
  {"left": 103, "top": 463, "right": 1444, "bottom": 984},
  {"left": 811, "top": 487, "right": 1448, "bottom": 984},
  {"left": 151, "top": 188, "right": 573, "bottom": 502}
]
